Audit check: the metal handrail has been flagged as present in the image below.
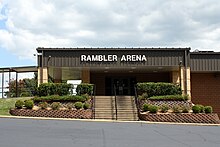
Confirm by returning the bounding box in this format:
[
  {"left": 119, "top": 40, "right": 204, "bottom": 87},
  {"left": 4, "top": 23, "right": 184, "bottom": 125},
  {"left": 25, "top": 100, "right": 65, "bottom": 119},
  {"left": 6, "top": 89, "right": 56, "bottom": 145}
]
[
  {"left": 92, "top": 84, "right": 96, "bottom": 119},
  {"left": 134, "top": 85, "right": 140, "bottom": 115},
  {"left": 114, "top": 84, "right": 117, "bottom": 120}
]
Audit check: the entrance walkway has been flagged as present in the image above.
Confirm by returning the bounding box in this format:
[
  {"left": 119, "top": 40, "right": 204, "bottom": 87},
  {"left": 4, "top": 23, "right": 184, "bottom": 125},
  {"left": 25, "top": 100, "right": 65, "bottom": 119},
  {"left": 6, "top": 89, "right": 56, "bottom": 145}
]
[{"left": 94, "top": 96, "right": 138, "bottom": 121}]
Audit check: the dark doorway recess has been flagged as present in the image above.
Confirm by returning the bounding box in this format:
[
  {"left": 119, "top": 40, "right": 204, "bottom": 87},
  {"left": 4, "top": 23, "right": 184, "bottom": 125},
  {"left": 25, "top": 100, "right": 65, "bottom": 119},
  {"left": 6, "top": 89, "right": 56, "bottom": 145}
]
[{"left": 105, "top": 77, "right": 136, "bottom": 96}]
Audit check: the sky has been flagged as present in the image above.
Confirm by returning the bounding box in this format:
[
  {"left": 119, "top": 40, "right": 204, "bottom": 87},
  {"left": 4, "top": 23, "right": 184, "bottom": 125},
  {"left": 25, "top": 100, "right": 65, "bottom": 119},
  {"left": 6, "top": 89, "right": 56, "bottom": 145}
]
[{"left": 0, "top": 0, "right": 220, "bottom": 68}]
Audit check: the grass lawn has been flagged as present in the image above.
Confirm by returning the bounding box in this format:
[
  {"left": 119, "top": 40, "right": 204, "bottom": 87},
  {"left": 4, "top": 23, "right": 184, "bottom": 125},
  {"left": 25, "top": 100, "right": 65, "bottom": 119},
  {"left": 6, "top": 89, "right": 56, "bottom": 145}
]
[{"left": 0, "top": 97, "right": 32, "bottom": 115}]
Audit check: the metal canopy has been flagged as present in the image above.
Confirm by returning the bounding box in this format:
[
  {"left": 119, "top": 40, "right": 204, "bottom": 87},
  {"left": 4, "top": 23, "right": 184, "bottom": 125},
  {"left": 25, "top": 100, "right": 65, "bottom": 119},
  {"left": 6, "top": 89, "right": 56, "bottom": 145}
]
[
  {"left": 0, "top": 66, "right": 38, "bottom": 73},
  {"left": 0, "top": 66, "right": 37, "bottom": 98}
]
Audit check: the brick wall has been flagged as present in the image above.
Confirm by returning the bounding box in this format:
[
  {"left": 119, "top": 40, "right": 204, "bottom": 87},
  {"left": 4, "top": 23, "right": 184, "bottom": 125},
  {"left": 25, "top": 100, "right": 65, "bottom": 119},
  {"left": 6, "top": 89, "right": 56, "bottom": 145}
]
[{"left": 191, "top": 73, "right": 220, "bottom": 115}]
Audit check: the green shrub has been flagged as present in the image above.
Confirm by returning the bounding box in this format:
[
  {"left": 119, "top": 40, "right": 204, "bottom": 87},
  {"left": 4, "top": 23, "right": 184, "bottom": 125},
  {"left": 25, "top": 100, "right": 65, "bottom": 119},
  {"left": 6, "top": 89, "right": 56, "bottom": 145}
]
[
  {"left": 83, "top": 103, "right": 90, "bottom": 110},
  {"left": 15, "top": 100, "right": 24, "bottom": 109},
  {"left": 55, "top": 83, "right": 72, "bottom": 96},
  {"left": 76, "top": 83, "right": 93, "bottom": 95},
  {"left": 66, "top": 103, "right": 74, "bottom": 110},
  {"left": 137, "top": 82, "right": 182, "bottom": 97},
  {"left": 192, "top": 105, "right": 203, "bottom": 113},
  {"left": 181, "top": 105, "right": 190, "bottom": 113},
  {"left": 20, "top": 91, "right": 32, "bottom": 97},
  {"left": 74, "top": 102, "right": 83, "bottom": 110},
  {"left": 148, "top": 95, "right": 188, "bottom": 101},
  {"left": 37, "top": 83, "right": 71, "bottom": 96},
  {"left": 160, "top": 104, "right": 169, "bottom": 113},
  {"left": 149, "top": 105, "right": 159, "bottom": 113},
  {"left": 204, "top": 106, "right": 213, "bottom": 113},
  {"left": 51, "top": 102, "right": 61, "bottom": 110},
  {"left": 39, "top": 102, "right": 48, "bottom": 109},
  {"left": 142, "top": 104, "right": 151, "bottom": 112},
  {"left": 24, "top": 100, "right": 34, "bottom": 109},
  {"left": 198, "top": 105, "right": 204, "bottom": 113},
  {"left": 140, "top": 93, "right": 148, "bottom": 100},
  {"left": 32, "top": 95, "right": 88, "bottom": 102},
  {"left": 37, "top": 83, "right": 50, "bottom": 96},
  {"left": 172, "top": 105, "right": 182, "bottom": 113}
]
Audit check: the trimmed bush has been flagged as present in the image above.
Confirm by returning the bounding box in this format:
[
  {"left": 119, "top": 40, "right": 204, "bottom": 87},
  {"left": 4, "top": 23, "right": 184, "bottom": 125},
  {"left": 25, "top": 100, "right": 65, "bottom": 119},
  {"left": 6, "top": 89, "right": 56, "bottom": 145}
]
[
  {"left": 181, "top": 105, "right": 190, "bottom": 113},
  {"left": 32, "top": 95, "right": 88, "bottom": 103},
  {"left": 83, "top": 103, "right": 90, "bottom": 110},
  {"left": 172, "top": 105, "right": 182, "bottom": 113},
  {"left": 160, "top": 104, "right": 169, "bottom": 113},
  {"left": 142, "top": 104, "right": 151, "bottom": 112},
  {"left": 37, "top": 83, "right": 71, "bottom": 96},
  {"left": 66, "top": 103, "right": 74, "bottom": 110},
  {"left": 139, "top": 93, "right": 148, "bottom": 100},
  {"left": 137, "top": 82, "right": 182, "bottom": 97},
  {"left": 148, "top": 95, "right": 188, "bottom": 101},
  {"left": 204, "top": 106, "right": 213, "bottom": 113},
  {"left": 24, "top": 100, "right": 34, "bottom": 109},
  {"left": 76, "top": 83, "right": 93, "bottom": 95},
  {"left": 55, "top": 83, "right": 72, "bottom": 96},
  {"left": 198, "top": 105, "right": 204, "bottom": 113},
  {"left": 39, "top": 102, "right": 48, "bottom": 109},
  {"left": 149, "top": 105, "right": 159, "bottom": 113},
  {"left": 20, "top": 91, "right": 32, "bottom": 97},
  {"left": 192, "top": 105, "right": 202, "bottom": 113},
  {"left": 15, "top": 100, "right": 24, "bottom": 109},
  {"left": 74, "top": 102, "right": 83, "bottom": 110},
  {"left": 51, "top": 102, "right": 61, "bottom": 110},
  {"left": 37, "top": 83, "right": 49, "bottom": 96}
]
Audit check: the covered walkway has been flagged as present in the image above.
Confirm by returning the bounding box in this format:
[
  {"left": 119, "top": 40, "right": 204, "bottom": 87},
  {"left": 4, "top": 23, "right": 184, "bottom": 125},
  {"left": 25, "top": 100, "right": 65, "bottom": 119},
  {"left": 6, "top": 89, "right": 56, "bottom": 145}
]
[{"left": 0, "top": 66, "right": 37, "bottom": 98}]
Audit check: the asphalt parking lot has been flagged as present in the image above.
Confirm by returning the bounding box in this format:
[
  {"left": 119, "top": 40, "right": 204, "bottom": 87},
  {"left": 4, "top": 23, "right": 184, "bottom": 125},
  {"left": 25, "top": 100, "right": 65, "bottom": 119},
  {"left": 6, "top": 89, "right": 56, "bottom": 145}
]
[{"left": 0, "top": 117, "right": 219, "bottom": 147}]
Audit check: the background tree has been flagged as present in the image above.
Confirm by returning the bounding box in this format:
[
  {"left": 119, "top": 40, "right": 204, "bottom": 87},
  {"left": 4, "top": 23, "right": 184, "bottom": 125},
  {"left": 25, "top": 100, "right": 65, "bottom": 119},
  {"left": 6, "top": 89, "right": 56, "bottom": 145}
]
[{"left": 6, "top": 72, "right": 38, "bottom": 97}]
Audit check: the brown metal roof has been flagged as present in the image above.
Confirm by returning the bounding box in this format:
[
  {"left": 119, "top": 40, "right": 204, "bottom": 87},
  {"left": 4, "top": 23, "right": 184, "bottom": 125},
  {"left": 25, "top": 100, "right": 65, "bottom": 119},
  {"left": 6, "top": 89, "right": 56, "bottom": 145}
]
[{"left": 37, "top": 47, "right": 191, "bottom": 51}]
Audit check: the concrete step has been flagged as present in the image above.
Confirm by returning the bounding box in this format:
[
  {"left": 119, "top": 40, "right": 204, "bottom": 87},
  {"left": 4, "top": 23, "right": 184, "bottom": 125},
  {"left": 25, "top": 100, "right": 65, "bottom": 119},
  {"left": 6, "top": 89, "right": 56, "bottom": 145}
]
[
  {"left": 94, "top": 95, "right": 138, "bottom": 121},
  {"left": 95, "top": 114, "right": 114, "bottom": 117}
]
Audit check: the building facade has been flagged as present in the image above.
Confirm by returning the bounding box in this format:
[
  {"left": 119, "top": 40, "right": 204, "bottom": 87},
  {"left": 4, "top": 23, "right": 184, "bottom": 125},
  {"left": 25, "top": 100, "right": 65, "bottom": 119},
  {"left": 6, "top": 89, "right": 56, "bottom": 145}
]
[{"left": 36, "top": 47, "right": 220, "bottom": 115}]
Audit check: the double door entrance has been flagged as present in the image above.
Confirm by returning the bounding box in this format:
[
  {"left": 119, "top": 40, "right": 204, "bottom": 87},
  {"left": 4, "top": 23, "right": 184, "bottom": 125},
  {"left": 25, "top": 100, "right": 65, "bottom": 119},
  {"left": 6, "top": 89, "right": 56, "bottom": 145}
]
[{"left": 105, "top": 77, "right": 136, "bottom": 96}]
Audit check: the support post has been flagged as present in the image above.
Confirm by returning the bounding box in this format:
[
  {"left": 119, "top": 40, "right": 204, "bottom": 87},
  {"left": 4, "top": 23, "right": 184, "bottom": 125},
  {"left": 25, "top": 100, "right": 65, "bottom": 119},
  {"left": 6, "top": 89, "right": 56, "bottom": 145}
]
[
  {"left": 9, "top": 70, "right": 11, "bottom": 98},
  {"left": 16, "top": 72, "right": 18, "bottom": 97},
  {"left": 2, "top": 70, "right": 4, "bottom": 98}
]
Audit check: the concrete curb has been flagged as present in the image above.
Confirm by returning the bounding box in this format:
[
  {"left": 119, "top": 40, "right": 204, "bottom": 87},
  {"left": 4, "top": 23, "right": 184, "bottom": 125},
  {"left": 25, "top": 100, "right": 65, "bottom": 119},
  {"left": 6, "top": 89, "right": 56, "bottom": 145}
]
[{"left": 0, "top": 115, "right": 219, "bottom": 126}]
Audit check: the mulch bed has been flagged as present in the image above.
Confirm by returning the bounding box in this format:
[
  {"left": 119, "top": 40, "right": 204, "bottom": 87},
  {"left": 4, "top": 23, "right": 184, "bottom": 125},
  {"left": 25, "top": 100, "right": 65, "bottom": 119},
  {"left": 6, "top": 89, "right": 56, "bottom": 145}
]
[
  {"left": 139, "top": 113, "right": 220, "bottom": 124},
  {"left": 10, "top": 109, "right": 93, "bottom": 119}
]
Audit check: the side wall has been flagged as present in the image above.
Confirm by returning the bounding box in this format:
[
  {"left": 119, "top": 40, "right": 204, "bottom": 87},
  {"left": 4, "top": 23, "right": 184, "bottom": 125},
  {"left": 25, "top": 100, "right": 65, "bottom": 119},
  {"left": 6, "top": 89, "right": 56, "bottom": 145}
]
[{"left": 191, "top": 73, "right": 220, "bottom": 115}]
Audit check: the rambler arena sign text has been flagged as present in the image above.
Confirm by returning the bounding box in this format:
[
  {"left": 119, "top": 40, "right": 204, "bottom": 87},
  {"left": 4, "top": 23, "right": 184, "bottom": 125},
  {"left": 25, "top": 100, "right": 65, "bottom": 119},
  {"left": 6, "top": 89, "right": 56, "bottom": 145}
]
[{"left": 81, "top": 54, "right": 147, "bottom": 62}]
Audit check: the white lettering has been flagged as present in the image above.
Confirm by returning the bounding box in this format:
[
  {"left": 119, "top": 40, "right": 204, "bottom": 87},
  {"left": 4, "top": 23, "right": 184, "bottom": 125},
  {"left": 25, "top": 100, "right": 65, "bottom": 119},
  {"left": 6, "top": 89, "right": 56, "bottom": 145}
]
[
  {"left": 113, "top": 55, "right": 117, "bottom": 61},
  {"left": 87, "top": 55, "right": 91, "bottom": 61},
  {"left": 127, "top": 55, "right": 131, "bottom": 61},
  {"left": 121, "top": 55, "right": 126, "bottom": 61},
  {"left": 91, "top": 55, "right": 98, "bottom": 61},
  {"left": 81, "top": 55, "right": 87, "bottom": 61},
  {"left": 142, "top": 55, "right": 147, "bottom": 61},
  {"left": 81, "top": 54, "right": 147, "bottom": 62},
  {"left": 136, "top": 55, "right": 141, "bottom": 61}
]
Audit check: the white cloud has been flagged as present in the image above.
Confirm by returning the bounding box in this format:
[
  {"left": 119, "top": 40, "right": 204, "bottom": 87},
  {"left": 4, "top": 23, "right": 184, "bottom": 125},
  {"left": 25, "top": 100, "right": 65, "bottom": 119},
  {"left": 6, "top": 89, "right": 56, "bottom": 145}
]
[{"left": 0, "top": 0, "right": 220, "bottom": 61}]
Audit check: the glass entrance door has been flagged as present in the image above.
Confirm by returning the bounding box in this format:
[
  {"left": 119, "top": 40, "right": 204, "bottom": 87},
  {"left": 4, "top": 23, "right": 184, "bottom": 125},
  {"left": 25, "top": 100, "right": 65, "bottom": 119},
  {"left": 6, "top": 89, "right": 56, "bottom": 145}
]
[
  {"left": 113, "top": 78, "right": 129, "bottom": 95},
  {"left": 105, "top": 77, "right": 136, "bottom": 96}
]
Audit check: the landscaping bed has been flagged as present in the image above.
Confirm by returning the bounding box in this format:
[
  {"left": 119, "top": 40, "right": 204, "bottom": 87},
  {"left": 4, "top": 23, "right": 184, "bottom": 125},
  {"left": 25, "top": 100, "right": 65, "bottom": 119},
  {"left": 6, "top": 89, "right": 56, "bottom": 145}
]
[
  {"left": 10, "top": 109, "right": 92, "bottom": 119},
  {"left": 139, "top": 113, "right": 220, "bottom": 124},
  {"left": 9, "top": 83, "right": 94, "bottom": 119},
  {"left": 139, "top": 100, "right": 193, "bottom": 108},
  {"left": 136, "top": 82, "right": 219, "bottom": 124}
]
